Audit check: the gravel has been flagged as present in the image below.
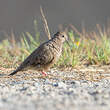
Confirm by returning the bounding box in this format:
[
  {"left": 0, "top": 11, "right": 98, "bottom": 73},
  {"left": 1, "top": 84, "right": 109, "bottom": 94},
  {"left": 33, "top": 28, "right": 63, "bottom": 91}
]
[{"left": 0, "top": 68, "right": 110, "bottom": 110}]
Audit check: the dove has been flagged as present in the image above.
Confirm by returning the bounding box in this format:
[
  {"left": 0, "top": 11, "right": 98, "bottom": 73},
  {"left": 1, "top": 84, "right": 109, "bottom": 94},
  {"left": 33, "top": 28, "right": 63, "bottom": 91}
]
[{"left": 9, "top": 31, "right": 68, "bottom": 76}]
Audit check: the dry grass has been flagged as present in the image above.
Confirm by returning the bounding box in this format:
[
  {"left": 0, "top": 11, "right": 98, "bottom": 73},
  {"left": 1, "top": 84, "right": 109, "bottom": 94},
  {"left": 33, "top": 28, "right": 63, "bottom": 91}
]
[
  {"left": 40, "top": 6, "right": 51, "bottom": 40},
  {"left": 0, "top": 21, "right": 110, "bottom": 70}
]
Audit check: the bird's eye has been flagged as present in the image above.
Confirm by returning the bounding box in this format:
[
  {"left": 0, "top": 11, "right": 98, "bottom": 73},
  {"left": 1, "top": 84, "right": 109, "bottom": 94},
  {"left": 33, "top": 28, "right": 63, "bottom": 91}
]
[{"left": 62, "top": 35, "right": 64, "bottom": 37}]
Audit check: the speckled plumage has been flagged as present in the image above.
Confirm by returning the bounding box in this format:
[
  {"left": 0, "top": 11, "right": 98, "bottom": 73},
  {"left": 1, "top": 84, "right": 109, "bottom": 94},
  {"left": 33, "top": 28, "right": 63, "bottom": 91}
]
[{"left": 9, "top": 31, "right": 68, "bottom": 76}]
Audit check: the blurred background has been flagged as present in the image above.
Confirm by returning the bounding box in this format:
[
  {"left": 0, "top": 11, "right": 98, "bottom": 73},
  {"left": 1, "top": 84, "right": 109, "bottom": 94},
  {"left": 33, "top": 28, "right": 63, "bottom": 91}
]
[{"left": 0, "top": 0, "right": 110, "bottom": 40}]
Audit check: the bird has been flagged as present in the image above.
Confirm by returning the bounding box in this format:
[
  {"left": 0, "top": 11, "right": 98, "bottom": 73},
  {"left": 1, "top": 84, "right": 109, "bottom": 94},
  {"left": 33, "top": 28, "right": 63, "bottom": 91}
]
[{"left": 9, "top": 31, "right": 68, "bottom": 76}]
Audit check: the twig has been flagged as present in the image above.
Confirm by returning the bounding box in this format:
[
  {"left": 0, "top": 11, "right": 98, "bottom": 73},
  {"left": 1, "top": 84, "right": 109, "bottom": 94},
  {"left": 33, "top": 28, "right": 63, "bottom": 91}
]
[{"left": 40, "top": 6, "right": 51, "bottom": 40}]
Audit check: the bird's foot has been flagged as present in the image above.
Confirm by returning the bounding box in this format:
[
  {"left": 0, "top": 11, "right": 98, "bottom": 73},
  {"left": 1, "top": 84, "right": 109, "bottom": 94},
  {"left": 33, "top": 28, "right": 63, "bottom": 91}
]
[{"left": 41, "top": 71, "right": 47, "bottom": 76}]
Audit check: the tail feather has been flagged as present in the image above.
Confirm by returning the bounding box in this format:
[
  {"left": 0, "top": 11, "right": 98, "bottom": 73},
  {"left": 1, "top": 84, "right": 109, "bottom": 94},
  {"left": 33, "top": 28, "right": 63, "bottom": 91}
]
[
  {"left": 9, "top": 67, "right": 23, "bottom": 76},
  {"left": 9, "top": 69, "right": 19, "bottom": 76}
]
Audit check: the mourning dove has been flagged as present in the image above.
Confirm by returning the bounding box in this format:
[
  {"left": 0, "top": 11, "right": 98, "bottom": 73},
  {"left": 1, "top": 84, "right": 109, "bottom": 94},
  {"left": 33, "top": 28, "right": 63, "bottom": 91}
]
[{"left": 9, "top": 31, "right": 68, "bottom": 76}]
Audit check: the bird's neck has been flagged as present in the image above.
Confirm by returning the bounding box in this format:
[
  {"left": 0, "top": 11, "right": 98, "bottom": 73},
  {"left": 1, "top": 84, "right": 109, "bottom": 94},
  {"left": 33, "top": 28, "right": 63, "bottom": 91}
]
[{"left": 52, "top": 37, "right": 63, "bottom": 48}]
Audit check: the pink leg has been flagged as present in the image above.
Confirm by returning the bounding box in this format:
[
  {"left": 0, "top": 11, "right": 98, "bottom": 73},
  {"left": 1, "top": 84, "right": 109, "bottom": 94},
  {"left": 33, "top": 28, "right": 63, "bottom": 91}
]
[{"left": 41, "top": 71, "right": 47, "bottom": 76}]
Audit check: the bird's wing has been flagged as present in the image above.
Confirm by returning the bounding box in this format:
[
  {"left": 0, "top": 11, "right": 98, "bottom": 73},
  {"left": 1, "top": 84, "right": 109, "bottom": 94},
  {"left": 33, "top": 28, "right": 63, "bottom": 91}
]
[
  {"left": 30, "top": 43, "right": 54, "bottom": 65},
  {"left": 19, "top": 43, "right": 54, "bottom": 68}
]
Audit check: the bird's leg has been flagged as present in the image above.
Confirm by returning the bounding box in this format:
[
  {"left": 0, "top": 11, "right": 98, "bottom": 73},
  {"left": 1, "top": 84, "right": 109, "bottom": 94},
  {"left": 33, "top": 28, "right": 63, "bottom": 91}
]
[{"left": 41, "top": 71, "right": 47, "bottom": 76}]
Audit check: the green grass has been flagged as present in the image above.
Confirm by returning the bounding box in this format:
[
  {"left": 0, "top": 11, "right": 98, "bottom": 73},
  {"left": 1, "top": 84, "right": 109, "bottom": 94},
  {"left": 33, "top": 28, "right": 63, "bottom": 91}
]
[{"left": 0, "top": 21, "right": 110, "bottom": 68}]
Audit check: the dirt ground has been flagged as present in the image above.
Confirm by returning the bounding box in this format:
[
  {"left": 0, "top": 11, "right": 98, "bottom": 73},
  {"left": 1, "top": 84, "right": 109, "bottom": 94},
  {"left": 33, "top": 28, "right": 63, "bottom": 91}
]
[
  {"left": 0, "top": 65, "right": 110, "bottom": 110},
  {"left": 1, "top": 65, "right": 110, "bottom": 81}
]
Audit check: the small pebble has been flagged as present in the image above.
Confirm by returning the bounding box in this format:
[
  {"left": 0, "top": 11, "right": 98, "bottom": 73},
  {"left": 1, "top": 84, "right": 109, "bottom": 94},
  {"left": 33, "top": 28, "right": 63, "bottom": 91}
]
[{"left": 53, "top": 82, "right": 58, "bottom": 87}]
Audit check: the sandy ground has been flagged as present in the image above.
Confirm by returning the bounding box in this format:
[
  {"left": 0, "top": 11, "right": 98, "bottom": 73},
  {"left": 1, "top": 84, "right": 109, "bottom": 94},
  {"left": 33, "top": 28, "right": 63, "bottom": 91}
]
[{"left": 0, "top": 66, "right": 110, "bottom": 110}]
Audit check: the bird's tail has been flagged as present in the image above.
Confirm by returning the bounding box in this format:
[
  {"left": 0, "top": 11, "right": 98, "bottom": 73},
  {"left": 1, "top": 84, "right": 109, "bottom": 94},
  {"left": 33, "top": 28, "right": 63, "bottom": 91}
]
[
  {"left": 9, "top": 67, "right": 22, "bottom": 76},
  {"left": 9, "top": 69, "right": 19, "bottom": 76}
]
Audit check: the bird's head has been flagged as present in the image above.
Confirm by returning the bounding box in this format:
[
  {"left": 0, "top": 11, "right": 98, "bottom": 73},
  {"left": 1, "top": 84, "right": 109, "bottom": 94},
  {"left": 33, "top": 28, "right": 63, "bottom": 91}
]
[{"left": 54, "top": 31, "right": 68, "bottom": 43}]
